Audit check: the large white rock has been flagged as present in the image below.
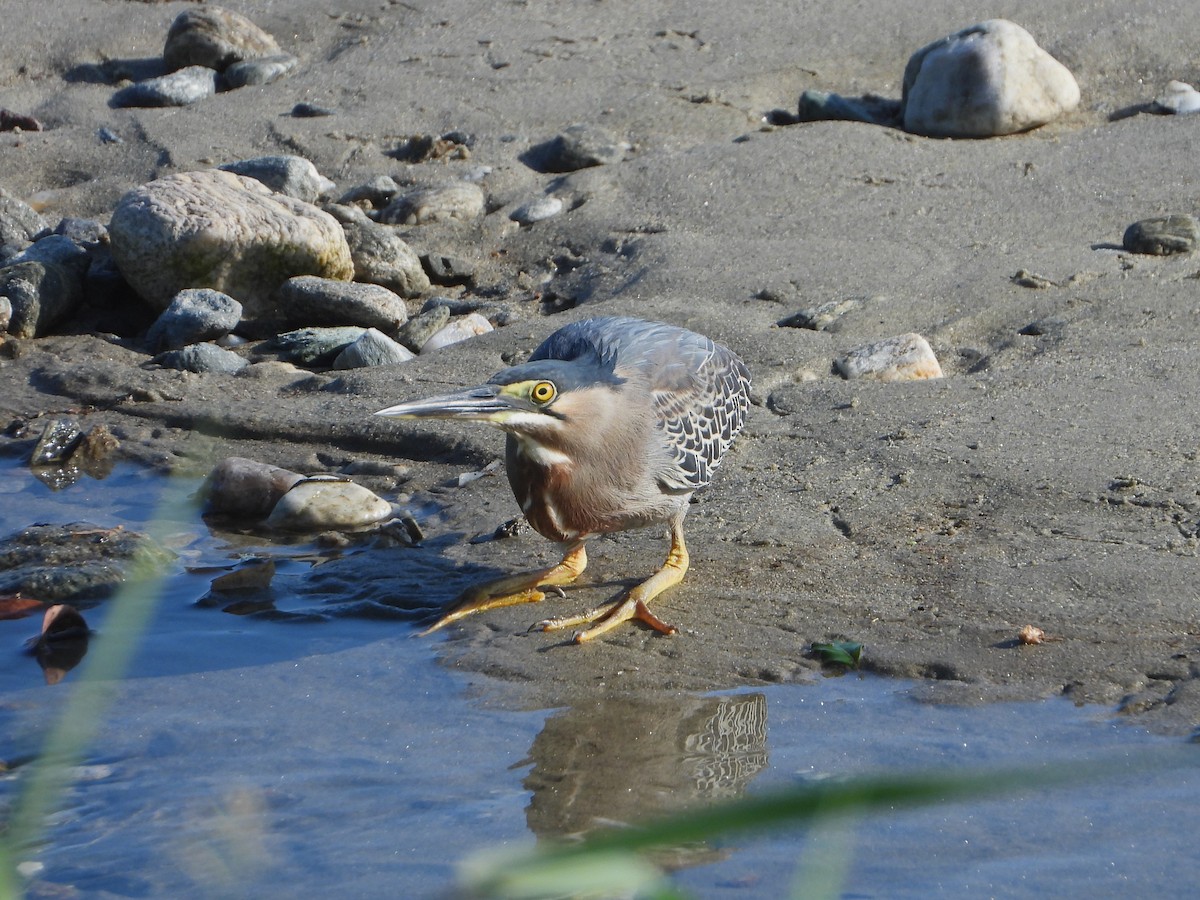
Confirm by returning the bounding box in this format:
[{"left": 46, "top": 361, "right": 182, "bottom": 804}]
[
  {"left": 109, "top": 170, "right": 354, "bottom": 325},
  {"left": 902, "top": 20, "right": 1080, "bottom": 138}
]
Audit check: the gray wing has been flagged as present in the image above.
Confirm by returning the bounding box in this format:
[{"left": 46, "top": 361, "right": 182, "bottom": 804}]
[
  {"left": 648, "top": 334, "right": 751, "bottom": 492},
  {"left": 533, "top": 316, "right": 751, "bottom": 491}
]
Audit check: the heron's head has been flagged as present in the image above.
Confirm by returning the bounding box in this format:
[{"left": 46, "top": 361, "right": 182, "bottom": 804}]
[{"left": 375, "top": 357, "right": 626, "bottom": 448}]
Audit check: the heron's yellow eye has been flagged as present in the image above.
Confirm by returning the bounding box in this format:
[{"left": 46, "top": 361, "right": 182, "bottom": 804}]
[{"left": 530, "top": 381, "right": 557, "bottom": 404}]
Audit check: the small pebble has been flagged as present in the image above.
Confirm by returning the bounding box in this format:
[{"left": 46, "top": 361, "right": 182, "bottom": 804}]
[
  {"left": 380, "top": 182, "right": 486, "bottom": 226},
  {"left": 203, "top": 457, "right": 304, "bottom": 518},
  {"left": 30, "top": 418, "right": 83, "bottom": 466},
  {"left": 339, "top": 175, "right": 401, "bottom": 208},
  {"left": 145, "top": 288, "right": 242, "bottom": 350},
  {"left": 421, "top": 252, "right": 476, "bottom": 286},
  {"left": 1018, "top": 624, "right": 1046, "bottom": 645},
  {"left": 777, "top": 298, "right": 861, "bottom": 331},
  {"left": 540, "top": 122, "right": 630, "bottom": 171},
  {"left": 155, "top": 342, "right": 249, "bottom": 375},
  {"left": 0, "top": 261, "right": 83, "bottom": 338},
  {"left": 222, "top": 54, "right": 299, "bottom": 89},
  {"left": 1151, "top": 80, "right": 1200, "bottom": 115},
  {"left": 835, "top": 333, "right": 943, "bottom": 382},
  {"left": 265, "top": 477, "right": 393, "bottom": 530},
  {"left": 1122, "top": 215, "right": 1198, "bottom": 256},
  {"left": 110, "top": 66, "right": 218, "bottom": 108},
  {"left": 96, "top": 126, "right": 124, "bottom": 144},
  {"left": 421, "top": 312, "right": 494, "bottom": 353},
  {"left": 0, "top": 189, "right": 49, "bottom": 258},
  {"left": 332, "top": 328, "right": 416, "bottom": 369},
  {"left": 218, "top": 156, "right": 334, "bottom": 204},
  {"left": 511, "top": 196, "right": 564, "bottom": 225}
]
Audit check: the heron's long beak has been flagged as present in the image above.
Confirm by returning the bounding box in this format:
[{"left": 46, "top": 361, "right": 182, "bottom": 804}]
[{"left": 375, "top": 384, "right": 529, "bottom": 422}]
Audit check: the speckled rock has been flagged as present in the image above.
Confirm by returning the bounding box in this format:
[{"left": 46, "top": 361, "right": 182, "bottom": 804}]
[
  {"left": 396, "top": 304, "right": 451, "bottom": 352},
  {"left": 222, "top": 54, "right": 299, "bottom": 88},
  {"left": 0, "top": 261, "right": 82, "bottom": 338},
  {"left": 380, "top": 182, "right": 486, "bottom": 226},
  {"left": 333, "top": 328, "right": 416, "bottom": 369},
  {"left": 0, "top": 296, "right": 10, "bottom": 332},
  {"left": 155, "top": 342, "right": 249, "bottom": 374},
  {"left": 145, "top": 288, "right": 243, "bottom": 350},
  {"left": 203, "top": 456, "right": 304, "bottom": 518},
  {"left": 835, "top": 333, "right": 943, "bottom": 381},
  {"left": 4, "top": 234, "right": 90, "bottom": 279},
  {"left": 163, "top": 6, "right": 282, "bottom": 72},
  {"left": 0, "top": 189, "right": 48, "bottom": 259},
  {"left": 270, "top": 326, "right": 366, "bottom": 366},
  {"left": 902, "top": 20, "right": 1080, "bottom": 137},
  {"left": 342, "top": 220, "right": 430, "bottom": 298},
  {"left": 110, "top": 66, "right": 219, "bottom": 108},
  {"left": 0, "top": 522, "right": 174, "bottom": 603},
  {"left": 108, "top": 170, "right": 354, "bottom": 325},
  {"left": 265, "top": 477, "right": 393, "bottom": 531},
  {"left": 1122, "top": 215, "right": 1199, "bottom": 256},
  {"left": 276, "top": 276, "right": 409, "bottom": 331},
  {"left": 218, "top": 156, "right": 334, "bottom": 204},
  {"left": 420, "top": 312, "right": 494, "bottom": 353}
]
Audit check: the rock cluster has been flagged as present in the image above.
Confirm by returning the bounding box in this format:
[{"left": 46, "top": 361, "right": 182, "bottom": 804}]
[{"left": 112, "top": 6, "right": 299, "bottom": 109}]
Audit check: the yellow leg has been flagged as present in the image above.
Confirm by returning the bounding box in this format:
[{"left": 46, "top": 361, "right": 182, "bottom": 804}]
[
  {"left": 420, "top": 542, "right": 587, "bottom": 635},
  {"left": 537, "top": 520, "right": 689, "bottom": 643}
]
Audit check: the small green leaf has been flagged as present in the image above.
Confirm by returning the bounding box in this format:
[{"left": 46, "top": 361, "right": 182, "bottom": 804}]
[{"left": 810, "top": 641, "right": 863, "bottom": 667}]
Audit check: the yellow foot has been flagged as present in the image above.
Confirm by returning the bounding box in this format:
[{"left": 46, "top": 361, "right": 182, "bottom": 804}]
[
  {"left": 535, "top": 518, "right": 690, "bottom": 643},
  {"left": 419, "top": 543, "right": 587, "bottom": 635},
  {"left": 535, "top": 595, "right": 679, "bottom": 643}
]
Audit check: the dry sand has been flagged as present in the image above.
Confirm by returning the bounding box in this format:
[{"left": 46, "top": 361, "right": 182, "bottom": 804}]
[{"left": 3, "top": 1, "right": 1200, "bottom": 733}]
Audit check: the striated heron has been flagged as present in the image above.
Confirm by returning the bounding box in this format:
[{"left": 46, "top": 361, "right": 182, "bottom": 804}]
[{"left": 375, "top": 315, "right": 751, "bottom": 642}]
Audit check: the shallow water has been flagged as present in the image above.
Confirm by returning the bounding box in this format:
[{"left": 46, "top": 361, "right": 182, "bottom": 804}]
[{"left": 1, "top": 458, "right": 1197, "bottom": 898}]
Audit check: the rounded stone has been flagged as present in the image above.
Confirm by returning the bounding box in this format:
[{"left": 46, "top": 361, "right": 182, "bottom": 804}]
[
  {"left": 203, "top": 457, "right": 304, "bottom": 518},
  {"left": 902, "top": 19, "right": 1080, "bottom": 138},
  {"left": 276, "top": 276, "right": 409, "bottom": 332},
  {"left": 222, "top": 54, "right": 299, "bottom": 89},
  {"left": 155, "top": 342, "right": 249, "bottom": 374},
  {"left": 265, "top": 478, "right": 393, "bottom": 531},
  {"left": 420, "top": 312, "right": 494, "bottom": 354},
  {"left": 379, "top": 182, "right": 486, "bottom": 226},
  {"left": 1122, "top": 215, "right": 1199, "bottom": 256},
  {"left": 218, "top": 156, "right": 334, "bottom": 204},
  {"left": 145, "top": 288, "right": 243, "bottom": 350},
  {"left": 163, "top": 7, "right": 283, "bottom": 72},
  {"left": 835, "top": 333, "right": 943, "bottom": 382},
  {"left": 342, "top": 221, "right": 430, "bottom": 298},
  {"left": 332, "top": 328, "right": 416, "bottom": 369},
  {"left": 108, "top": 170, "right": 354, "bottom": 324}
]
